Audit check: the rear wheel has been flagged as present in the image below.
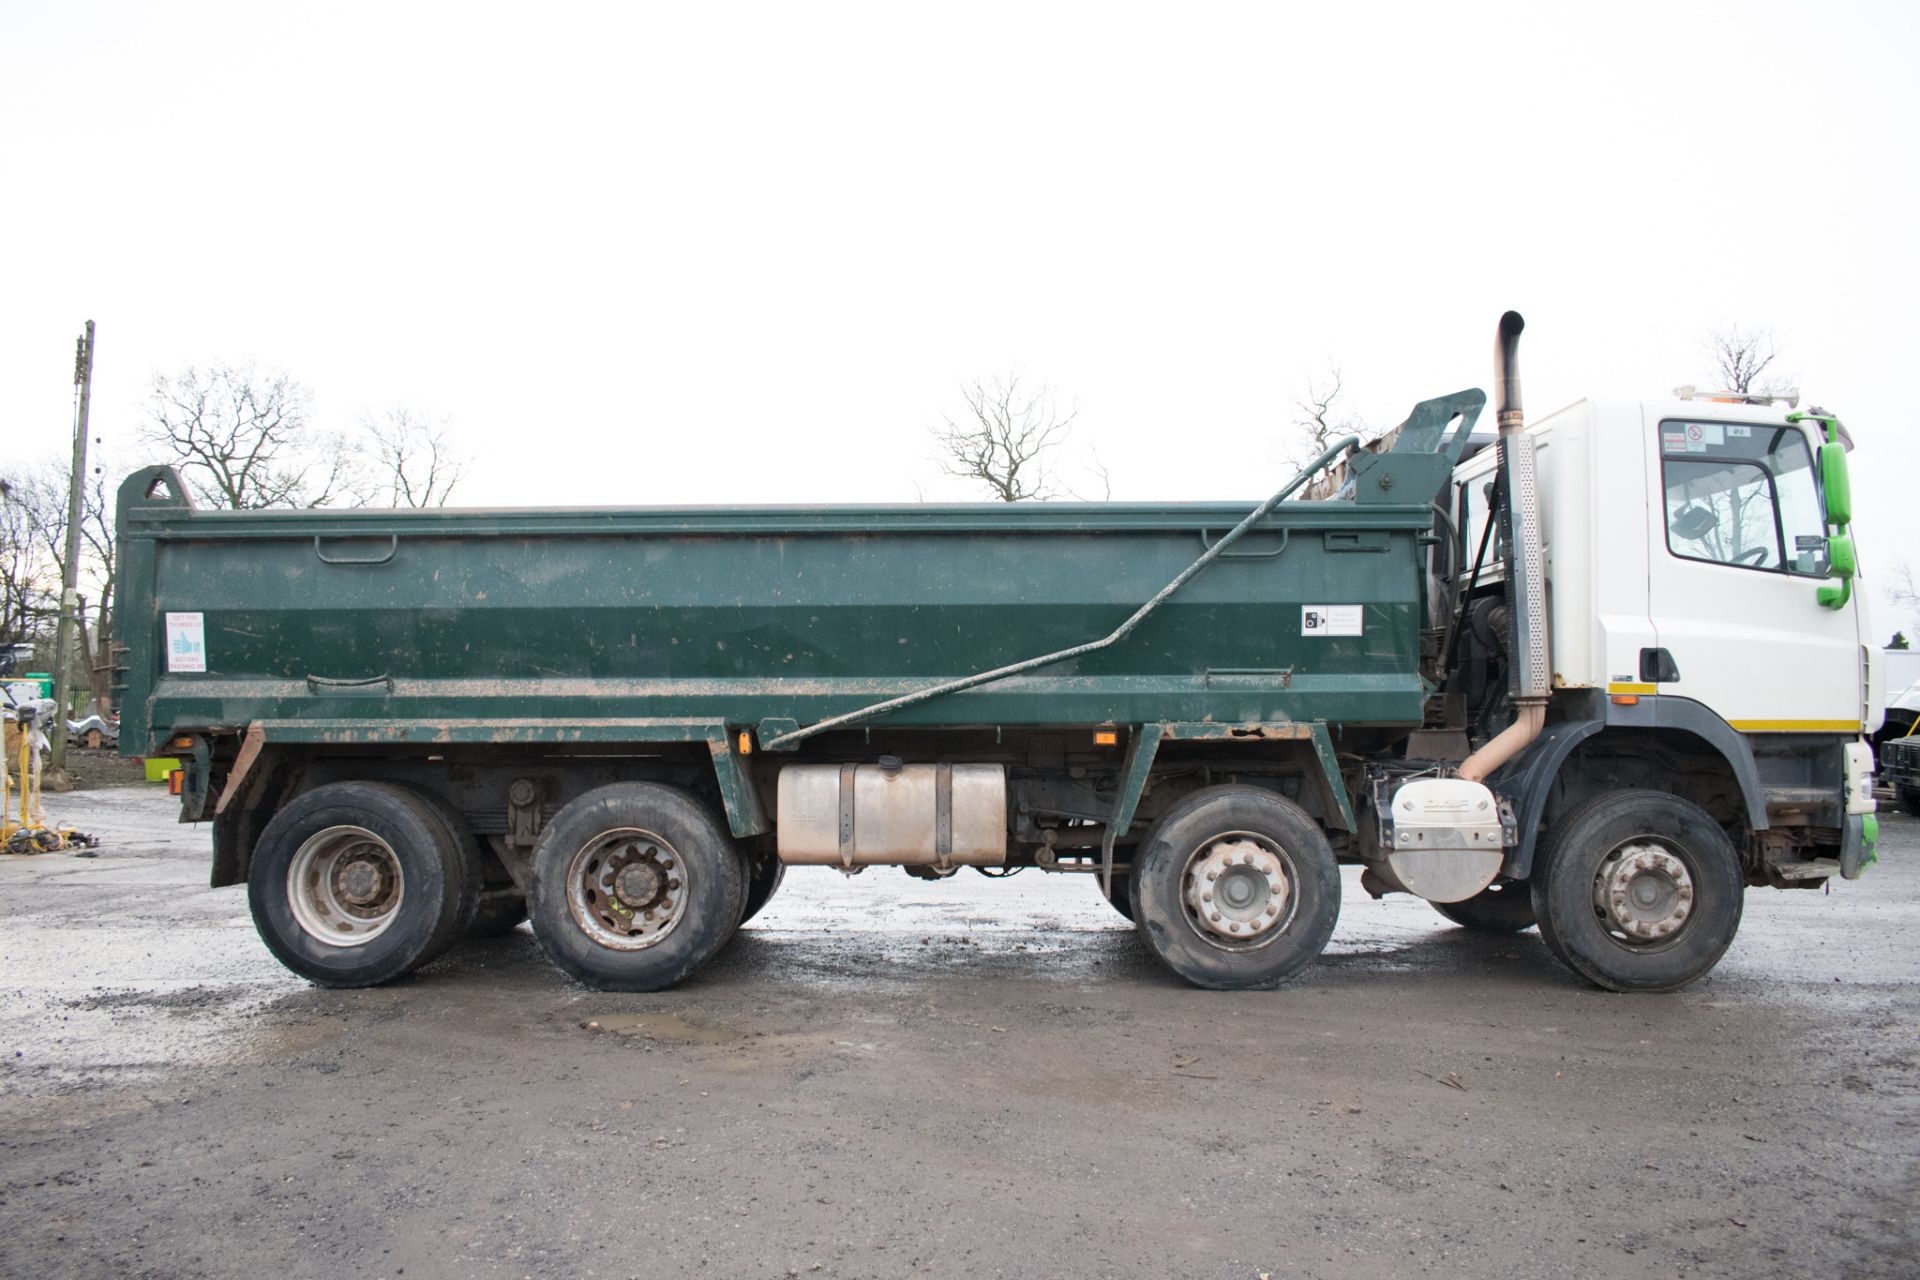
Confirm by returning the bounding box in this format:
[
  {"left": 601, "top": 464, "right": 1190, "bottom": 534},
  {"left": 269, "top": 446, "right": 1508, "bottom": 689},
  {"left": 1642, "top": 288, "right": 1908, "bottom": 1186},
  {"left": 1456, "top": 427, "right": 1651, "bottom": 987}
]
[
  {"left": 1131, "top": 785, "right": 1340, "bottom": 990},
  {"left": 247, "top": 782, "right": 472, "bottom": 987},
  {"left": 1432, "top": 881, "right": 1536, "bottom": 933},
  {"left": 527, "top": 783, "right": 748, "bottom": 991},
  {"left": 1531, "top": 790, "right": 1743, "bottom": 992}
]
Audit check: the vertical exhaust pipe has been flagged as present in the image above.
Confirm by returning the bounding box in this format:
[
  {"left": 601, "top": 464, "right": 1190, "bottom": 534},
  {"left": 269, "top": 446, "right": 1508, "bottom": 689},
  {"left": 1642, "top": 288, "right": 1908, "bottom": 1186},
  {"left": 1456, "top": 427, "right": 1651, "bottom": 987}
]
[{"left": 1460, "top": 311, "right": 1549, "bottom": 782}]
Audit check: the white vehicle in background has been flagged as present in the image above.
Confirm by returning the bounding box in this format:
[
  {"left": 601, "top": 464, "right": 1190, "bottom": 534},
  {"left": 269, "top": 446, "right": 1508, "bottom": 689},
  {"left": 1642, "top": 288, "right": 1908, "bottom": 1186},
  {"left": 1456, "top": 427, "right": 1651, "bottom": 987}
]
[{"left": 1876, "top": 657, "right": 1920, "bottom": 742}]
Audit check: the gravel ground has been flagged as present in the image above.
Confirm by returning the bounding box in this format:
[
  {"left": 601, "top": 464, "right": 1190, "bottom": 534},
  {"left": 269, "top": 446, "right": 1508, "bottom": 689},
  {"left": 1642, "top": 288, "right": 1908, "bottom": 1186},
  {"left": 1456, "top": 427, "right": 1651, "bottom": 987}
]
[{"left": 1, "top": 787, "right": 1915, "bottom": 1279}]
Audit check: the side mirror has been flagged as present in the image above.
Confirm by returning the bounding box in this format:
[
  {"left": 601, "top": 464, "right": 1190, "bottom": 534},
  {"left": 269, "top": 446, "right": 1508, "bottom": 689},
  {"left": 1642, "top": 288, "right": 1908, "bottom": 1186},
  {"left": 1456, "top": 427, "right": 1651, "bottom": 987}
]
[
  {"left": 1792, "top": 412, "right": 1856, "bottom": 610},
  {"left": 1820, "top": 441, "right": 1851, "bottom": 524}
]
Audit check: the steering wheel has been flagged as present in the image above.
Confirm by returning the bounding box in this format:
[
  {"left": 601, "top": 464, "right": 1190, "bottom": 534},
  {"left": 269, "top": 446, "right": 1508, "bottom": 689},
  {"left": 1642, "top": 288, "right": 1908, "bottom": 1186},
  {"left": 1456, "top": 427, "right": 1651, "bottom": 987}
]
[{"left": 1732, "top": 545, "right": 1770, "bottom": 566}]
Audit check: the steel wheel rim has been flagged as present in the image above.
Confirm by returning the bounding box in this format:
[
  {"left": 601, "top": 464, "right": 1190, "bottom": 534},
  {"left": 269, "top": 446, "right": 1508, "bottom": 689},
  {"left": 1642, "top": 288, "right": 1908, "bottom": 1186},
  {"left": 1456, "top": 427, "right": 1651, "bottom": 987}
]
[
  {"left": 1182, "top": 831, "right": 1297, "bottom": 951},
  {"left": 287, "top": 825, "right": 405, "bottom": 947},
  {"left": 1592, "top": 839, "right": 1696, "bottom": 947},
  {"left": 566, "top": 827, "right": 689, "bottom": 951}
]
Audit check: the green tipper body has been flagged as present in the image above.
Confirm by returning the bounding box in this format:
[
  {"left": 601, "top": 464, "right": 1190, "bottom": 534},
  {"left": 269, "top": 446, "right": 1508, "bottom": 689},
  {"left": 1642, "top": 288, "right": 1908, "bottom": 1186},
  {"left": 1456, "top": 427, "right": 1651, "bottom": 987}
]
[{"left": 115, "top": 479, "right": 1441, "bottom": 753}]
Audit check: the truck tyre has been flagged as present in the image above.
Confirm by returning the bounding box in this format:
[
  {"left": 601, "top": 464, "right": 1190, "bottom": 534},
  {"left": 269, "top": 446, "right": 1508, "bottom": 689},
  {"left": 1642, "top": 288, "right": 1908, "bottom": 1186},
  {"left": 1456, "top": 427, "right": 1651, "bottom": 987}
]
[
  {"left": 247, "top": 782, "right": 473, "bottom": 987},
  {"left": 528, "top": 783, "right": 748, "bottom": 991},
  {"left": 740, "top": 856, "right": 785, "bottom": 925},
  {"left": 1530, "top": 790, "right": 1743, "bottom": 993},
  {"left": 1130, "top": 785, "right": 1340, "bottom": 990},
  {"left": 382, "top": 783, "right": 517, "bottom": 943},
  {"left": 1898, "top": 786, "right": 1920, "bottom": 817},
  {"left": 1431, "top": 882, "right": 1536, "bottom": 933}
]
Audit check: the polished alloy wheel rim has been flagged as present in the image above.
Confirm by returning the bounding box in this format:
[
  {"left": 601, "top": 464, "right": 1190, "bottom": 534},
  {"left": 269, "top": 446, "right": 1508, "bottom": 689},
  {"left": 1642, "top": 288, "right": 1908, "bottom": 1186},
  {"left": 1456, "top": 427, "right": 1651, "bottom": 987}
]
[
  {"left": 287, "top": 825, "right": 405, "bottom": 947},
  {"left": 567, "top": 828, "right": 689, "bottom": 950},
  {"left": 1183, "top": 832, "right": 1296, "bottom": 949},
  {"left": 1592, "top": 840, "right": 1695, "bottom": 944}
]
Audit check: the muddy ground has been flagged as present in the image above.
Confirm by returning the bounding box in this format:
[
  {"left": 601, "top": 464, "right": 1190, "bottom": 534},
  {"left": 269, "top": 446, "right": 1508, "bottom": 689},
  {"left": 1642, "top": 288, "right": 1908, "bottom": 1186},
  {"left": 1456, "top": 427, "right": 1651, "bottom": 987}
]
[{"left": 1, "top": 788, "right": 1915, "bottom": 1280}]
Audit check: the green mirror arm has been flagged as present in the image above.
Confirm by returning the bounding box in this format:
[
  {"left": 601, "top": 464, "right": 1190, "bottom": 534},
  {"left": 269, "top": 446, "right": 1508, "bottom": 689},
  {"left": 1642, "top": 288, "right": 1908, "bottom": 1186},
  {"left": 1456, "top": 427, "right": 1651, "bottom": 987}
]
[{"left": 1786, "top": 410, "right": 1844, "bottom": 444}]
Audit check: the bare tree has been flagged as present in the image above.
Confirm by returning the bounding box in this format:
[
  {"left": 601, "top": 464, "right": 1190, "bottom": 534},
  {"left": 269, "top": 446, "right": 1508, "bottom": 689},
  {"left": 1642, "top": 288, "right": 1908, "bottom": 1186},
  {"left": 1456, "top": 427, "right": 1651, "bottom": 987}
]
[
  {"left": 0, "top": 476, "right": 56, "bottom": 658},
  {"left": 932, "top": 372, "right": 1077, "bottom": 502},
  {"left": 1888, "top": 560, "right": 1920, "bottom": 626},
  {"left": 1705, "top": 325, "right": 1790, "bottom": 396},
  {"left": 1288, "top": 363, "right": 1380, "bottom": 471},
  {"left": 15, "top": 462, "right": 117, "bottom": 714},
  {"left": 363, "top": 408, "right": 466, "bottom": 508},
  {"left": 143, "top": 363, "right": 361, "bottom": 509}
]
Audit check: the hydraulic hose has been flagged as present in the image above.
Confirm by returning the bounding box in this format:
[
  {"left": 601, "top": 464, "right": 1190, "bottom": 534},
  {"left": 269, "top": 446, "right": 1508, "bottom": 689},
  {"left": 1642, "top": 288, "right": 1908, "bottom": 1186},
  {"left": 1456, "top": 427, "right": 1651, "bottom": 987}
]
[{"left": 763, "top": 433, "right": 1365, "bottom": 751}]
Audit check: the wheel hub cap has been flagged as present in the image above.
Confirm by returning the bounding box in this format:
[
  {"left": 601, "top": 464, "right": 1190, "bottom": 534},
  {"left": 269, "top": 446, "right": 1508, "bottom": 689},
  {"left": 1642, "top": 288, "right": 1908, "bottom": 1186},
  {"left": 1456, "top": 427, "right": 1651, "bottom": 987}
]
[
  {"left": 1594, "top": 842, "right": 1694, "bottom": 942},
  {"left": 287, "top": 826, "right": 405, "bottom": 948},
  {"left": 568, "top": 830, "right": 689, "bottom": 951},
  {"left": 613, "top": 862, "right": 664, "bottom": 910},
  {"left": 1185, "top": 837, "right": 1292, "bottom": 943},
  {"left": 338, "top": 859, "right": 386, "bottom": 906}
]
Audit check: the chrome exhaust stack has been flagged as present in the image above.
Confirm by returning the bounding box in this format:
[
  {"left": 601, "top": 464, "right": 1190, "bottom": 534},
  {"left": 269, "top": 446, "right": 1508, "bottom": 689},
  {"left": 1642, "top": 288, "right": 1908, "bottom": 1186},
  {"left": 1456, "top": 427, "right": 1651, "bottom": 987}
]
[{"left": 1460, "top": 311, "right": 1548, "bottom": 782}]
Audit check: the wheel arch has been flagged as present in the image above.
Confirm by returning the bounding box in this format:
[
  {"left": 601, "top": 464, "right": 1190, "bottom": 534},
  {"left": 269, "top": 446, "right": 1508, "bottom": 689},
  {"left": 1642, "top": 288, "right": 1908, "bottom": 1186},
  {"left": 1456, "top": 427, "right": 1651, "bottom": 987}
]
[{"left": 1495, "top": 697, "right": 1768, "bottom": 881}]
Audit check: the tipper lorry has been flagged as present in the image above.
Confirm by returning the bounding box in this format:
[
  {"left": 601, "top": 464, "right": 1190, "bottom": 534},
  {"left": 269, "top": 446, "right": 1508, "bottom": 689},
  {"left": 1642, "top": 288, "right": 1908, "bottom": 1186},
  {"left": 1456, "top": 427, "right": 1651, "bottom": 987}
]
[{"left": 117, "top": 314, "right": 1880, "bottom": 992}]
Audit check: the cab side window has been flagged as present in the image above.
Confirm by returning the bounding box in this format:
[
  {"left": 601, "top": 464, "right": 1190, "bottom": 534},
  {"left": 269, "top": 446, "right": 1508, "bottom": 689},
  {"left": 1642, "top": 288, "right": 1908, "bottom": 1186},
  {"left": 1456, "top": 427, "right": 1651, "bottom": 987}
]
[{"left": 1660, "top": 421, "right": 1827, "bottom": 577}]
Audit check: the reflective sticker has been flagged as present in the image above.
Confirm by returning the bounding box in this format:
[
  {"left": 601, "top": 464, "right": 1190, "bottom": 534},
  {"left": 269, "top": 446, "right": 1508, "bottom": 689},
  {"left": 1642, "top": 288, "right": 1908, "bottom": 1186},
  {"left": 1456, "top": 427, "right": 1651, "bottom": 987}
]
[
  {"left": 1728, "top": 425, "right": 1751, "bottom": 438},
  {"left": 165, "top": 612, "right": 206, "bottom": 673},
  {"left": 1302, "top": 605, "right": 1363, "bottom": 637}
]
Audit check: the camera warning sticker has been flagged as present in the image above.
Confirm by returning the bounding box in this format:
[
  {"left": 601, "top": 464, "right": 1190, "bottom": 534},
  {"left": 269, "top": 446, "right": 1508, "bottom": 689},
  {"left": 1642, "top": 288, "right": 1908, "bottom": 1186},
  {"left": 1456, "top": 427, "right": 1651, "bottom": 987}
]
[
  {"left": 1302, "top": 605, "right": 1363, "bottom": 637},
  {"left": 165, "top": 612, "right": 207, "bottom": 673}
]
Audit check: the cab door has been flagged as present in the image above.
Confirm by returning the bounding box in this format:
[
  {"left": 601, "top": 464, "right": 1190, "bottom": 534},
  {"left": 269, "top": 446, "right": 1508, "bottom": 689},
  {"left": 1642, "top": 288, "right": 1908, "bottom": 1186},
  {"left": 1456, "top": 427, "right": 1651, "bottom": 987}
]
[{"left": 1642, "top": 412, "right": 1861, "bottom": 732}]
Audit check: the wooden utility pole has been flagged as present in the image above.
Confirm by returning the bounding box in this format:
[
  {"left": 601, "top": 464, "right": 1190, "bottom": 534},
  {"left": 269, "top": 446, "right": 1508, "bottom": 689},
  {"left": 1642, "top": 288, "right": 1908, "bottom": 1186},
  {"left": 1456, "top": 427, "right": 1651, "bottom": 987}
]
[{"left": 47, "top": 320, "right": 95, "bottom": 774}]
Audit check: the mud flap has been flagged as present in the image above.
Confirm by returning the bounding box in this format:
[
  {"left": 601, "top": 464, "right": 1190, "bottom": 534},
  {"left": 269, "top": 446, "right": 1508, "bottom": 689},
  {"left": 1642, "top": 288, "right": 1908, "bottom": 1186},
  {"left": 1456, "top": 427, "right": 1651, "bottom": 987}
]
[{"left": 1841, "top": 813, "right": 1877, "bottom": 880}]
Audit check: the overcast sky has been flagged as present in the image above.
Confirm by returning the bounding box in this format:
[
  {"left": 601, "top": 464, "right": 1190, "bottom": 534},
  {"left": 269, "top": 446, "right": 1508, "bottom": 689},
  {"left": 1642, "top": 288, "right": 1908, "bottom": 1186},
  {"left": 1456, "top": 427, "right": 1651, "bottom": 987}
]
[{"left": 5, "top": 3, "right": 1917, "bottom": 623}]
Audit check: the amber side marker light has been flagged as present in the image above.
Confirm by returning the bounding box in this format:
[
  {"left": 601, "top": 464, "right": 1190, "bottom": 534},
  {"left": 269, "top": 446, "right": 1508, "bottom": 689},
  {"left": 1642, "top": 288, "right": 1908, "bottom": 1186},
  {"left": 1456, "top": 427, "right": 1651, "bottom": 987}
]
[
  {"left": 166, "top": 768, "right": 185, "bottom": 796},
  {"left": 1611, "top": 695, "right": 1640, "bottom": 706},
  {"left": 1093, "top": 729, "right": 1119, "bottom": 746},
  {"left": 737, "top": 731, "right": 754, "bottom": 755}
]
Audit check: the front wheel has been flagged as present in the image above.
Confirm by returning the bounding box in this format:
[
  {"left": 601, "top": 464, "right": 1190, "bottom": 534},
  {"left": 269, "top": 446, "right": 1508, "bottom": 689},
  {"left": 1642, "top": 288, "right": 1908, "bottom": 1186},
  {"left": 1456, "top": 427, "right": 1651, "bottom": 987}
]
[
  {"left": 1531, "top": 790, "right": 1743, "bottom": 992},
  {"left": 527, "top": 783, "right": 748, "bottom": 991},
  {"left": 1131, "top": 785, "right": 1340, "bottom": 990}
]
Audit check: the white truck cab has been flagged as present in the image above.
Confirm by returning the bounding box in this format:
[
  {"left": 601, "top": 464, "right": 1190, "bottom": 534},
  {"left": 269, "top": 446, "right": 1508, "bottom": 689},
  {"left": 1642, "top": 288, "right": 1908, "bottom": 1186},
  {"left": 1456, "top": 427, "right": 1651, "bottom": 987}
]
[
  {"left": 1409, "top": 367, "right": 1879, "bottom": 991},
  {"left": 1453, "top": 395, "right": 1876, "bottom": 735}
]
